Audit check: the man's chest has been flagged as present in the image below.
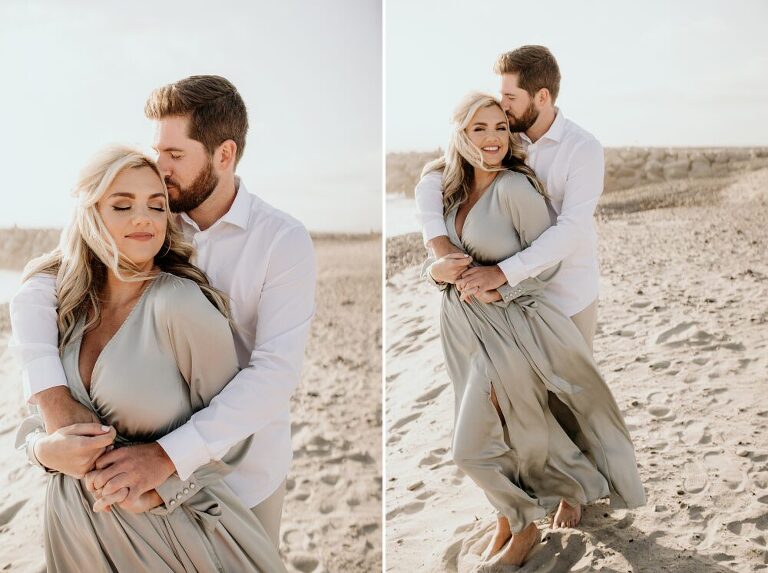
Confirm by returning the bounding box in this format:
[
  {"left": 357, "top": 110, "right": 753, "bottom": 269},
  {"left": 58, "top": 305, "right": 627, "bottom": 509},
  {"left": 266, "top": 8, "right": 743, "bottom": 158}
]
[
  {"left": 187, "top": 233, "right": 268, "bottom": 327},
  {"left": 523, "top": 143, "right": 569, "bottom": 209}
]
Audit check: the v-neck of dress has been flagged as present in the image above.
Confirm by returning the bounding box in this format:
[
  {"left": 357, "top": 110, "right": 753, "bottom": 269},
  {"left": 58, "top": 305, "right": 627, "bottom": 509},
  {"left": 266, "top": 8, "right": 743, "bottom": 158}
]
[
  {"left": 74, "top": 275, "right": 160, "bottom": 399},
  {"left": 453, "top": 173, "right": 500, "bottom": 242}
]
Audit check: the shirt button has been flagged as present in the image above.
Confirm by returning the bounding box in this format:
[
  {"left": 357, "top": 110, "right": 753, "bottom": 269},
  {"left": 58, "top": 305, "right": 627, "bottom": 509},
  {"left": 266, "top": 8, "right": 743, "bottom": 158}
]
[
  {"left": 169, "top": 500, "right": 176, "bottom": 506},
  {"left": 183, "top": 488, "right": 189, "bottom": 495},
  {"left": 190, "top": 483, "right": 196, "bottom": 489},
  {"left": 175, "top": 493, "right": 182, "bottom": 500}
]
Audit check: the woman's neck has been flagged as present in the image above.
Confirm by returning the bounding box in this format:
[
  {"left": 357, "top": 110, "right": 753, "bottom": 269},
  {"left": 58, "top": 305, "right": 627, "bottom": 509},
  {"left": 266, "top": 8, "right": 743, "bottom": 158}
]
[
  {"left": 471, "top": 167, "right": 498, "bottom": 194},
  {"left": 101, "top": 264, "right": 153, "bottom": 310}
]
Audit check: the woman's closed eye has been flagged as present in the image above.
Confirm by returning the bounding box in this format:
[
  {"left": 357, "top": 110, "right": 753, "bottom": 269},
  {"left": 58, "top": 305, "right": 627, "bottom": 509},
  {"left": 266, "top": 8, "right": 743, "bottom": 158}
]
[{"left": 111, "top": 204, "right": 166, "bottom": 212}]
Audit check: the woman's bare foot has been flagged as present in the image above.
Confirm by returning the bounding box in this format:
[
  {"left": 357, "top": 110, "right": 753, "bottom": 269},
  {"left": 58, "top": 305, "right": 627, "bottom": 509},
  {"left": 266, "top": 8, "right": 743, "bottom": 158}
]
[
  {"left": 483, "top": 516, "right": 512, "bottom": 560},
  {"left": 495, "top": 523, "right": 539, "bottom": 567},
  {"left": 553, "top": 499, "right": 581, "bottom": 528}
]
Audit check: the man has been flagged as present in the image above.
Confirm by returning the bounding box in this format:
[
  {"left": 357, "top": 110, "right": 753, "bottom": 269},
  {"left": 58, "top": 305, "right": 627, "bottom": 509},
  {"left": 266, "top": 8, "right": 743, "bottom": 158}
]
[
  {"left": 10, "top": 75, "right": 316, "bottom": 547},
  {"left": 416, "top": 46, "right": 605, "bottom": 543}
]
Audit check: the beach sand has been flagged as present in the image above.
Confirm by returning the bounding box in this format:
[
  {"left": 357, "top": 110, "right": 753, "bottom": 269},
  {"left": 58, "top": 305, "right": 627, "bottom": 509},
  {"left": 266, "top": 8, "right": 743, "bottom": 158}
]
[
  {"left": 385, "top": 168, "right": 768, "bottom": 572},
  {"left": 0, "top": 234, "right": 382, "bottom": 573}
]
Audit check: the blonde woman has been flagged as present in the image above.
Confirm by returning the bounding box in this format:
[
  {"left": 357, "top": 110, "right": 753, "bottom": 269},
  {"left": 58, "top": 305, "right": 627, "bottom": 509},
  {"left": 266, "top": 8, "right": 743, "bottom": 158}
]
[
  {"left": 425, "top": 93, "right": 645, "bottom": 567},
  {"left": 15, "top": 146, "right": 285, "bottom": 572}
]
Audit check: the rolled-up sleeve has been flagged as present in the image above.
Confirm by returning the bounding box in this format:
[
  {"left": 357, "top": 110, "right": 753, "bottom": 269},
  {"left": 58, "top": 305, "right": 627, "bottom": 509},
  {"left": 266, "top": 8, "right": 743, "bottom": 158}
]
[
  {"left": 157, "top": 224, "right": 316, "bottom": 480},
  {"left": 8, "top": 274, "right": 67, "bottom": 404},
  {"left": 497, "top": 138, "right": 604, "bottom": 287},
  {"left": 415, "top": 170, "right": 449, "bottom": 244}
]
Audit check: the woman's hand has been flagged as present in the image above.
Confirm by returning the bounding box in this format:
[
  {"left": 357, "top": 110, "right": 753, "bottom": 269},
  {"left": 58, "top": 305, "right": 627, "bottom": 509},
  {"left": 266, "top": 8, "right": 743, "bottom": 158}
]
[
  {"left": 429, "top": 253, "right": 472, "bottom": 284},
  {"left": 34, "top": 423, "right": 116, "bottom": 479},
  {"left": 92, "top": 488, "right": 163, "bottom": 514}
]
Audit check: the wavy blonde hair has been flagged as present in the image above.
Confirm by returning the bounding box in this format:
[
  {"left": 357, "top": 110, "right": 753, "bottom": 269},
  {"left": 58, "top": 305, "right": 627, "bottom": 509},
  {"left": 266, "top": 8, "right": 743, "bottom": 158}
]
[
  {"left": 23, "top": 145, "right": 230, "bottom": 351},
  {"left": 422, "top": 92, "right": 547, "bottom": 214}
]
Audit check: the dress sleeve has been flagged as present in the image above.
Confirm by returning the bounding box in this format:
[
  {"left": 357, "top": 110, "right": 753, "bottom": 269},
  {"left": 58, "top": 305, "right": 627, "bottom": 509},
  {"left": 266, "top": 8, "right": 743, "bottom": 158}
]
[
  {"left": 493, "top": 172, "right": 560, "bottom": 308},
  {"left": 150, "top": 278, "right": 252, "bottom": 514}
]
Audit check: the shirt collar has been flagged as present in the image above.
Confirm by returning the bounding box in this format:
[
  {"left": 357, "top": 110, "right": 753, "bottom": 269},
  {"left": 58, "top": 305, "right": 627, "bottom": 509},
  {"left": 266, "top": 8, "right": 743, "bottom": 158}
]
[
  {"left": 178, "top": 176, "right": 252, "bottom": 233},
  {"left": 520, "top": 107, "right": 566, "bottom": 144}
]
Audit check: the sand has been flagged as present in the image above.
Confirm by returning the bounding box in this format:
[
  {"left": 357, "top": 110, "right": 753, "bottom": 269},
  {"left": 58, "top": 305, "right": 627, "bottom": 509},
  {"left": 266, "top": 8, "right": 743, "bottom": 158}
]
[
  {"left": 0, "top": 234, "right": 382, "bottom": 573},
  {"left": 385, "top": 168, "right": 768, "bottom": 572}
]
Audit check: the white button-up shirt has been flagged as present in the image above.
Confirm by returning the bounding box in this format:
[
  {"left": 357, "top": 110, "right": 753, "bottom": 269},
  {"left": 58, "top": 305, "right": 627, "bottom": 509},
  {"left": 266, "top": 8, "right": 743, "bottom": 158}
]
[
  {"left": 415, "top": 109, "right": 604, "bottom": 316},
  {"left": 9, "top": 180, "right": 316, "bottom": 507}
]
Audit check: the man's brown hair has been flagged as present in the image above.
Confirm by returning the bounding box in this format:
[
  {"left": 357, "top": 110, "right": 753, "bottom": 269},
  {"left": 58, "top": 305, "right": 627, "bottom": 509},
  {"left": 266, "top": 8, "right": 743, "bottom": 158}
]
[
  {"left": 494, "top": 45, "right": 561, "bottom": 102},
  {"left": 145, "top": 75, "right": 248, "bottom": 165}
]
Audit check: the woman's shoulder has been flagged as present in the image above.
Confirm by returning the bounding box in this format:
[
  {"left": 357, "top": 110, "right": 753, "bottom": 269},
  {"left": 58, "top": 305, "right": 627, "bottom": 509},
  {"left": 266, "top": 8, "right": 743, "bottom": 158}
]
[
  {"left": 496, "top": 170, "right": 535, "bottom": 192},
  {"left": 496, "top": 171, "right": 545, "bottom": 211},
  {"left": 149, "top": 272, "right": 223, "bottom": 321}
]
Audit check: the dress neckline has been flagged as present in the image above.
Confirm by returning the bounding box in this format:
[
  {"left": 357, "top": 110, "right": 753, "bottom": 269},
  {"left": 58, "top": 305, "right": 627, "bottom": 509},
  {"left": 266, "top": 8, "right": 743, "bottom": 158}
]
[
  {"left": 451, "top": 172, "right": 501, "bottom": 243},
  {"left": 74, "top": 274, "right": 162, "bottom": 398}
]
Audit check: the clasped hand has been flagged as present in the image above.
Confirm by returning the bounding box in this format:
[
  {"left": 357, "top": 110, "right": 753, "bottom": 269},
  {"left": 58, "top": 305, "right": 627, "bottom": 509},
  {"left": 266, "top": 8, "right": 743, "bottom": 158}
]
[
  {"left": 429, "top": 253, "right": 506, "bottom": 303},
  {"left": 35, "top": 424, "right": 169, "bottom": 513}
]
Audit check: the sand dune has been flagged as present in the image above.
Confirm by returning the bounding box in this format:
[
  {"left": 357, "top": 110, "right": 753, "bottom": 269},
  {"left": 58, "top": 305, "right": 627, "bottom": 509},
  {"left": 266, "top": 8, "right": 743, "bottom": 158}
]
[
  {"left": 385, "top": 168, "right": 768, "bottom": 571},
  {"left": 0, "top": 234, "right": 382, "bottom": 573}
]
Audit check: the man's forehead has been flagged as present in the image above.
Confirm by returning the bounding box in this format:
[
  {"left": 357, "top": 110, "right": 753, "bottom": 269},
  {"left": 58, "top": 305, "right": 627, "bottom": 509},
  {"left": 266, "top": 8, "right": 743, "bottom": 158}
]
[
  {"left": 500, "top": 73, "right": 522, "bottom": 92},
  {"left": 152, "top": 117, "right": 191, "bottom": 147}
]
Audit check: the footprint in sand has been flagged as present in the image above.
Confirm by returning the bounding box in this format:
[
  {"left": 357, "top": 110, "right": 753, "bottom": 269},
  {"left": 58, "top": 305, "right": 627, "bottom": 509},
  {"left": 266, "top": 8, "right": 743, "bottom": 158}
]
[
  {"left": 703, "top": 451, "right": 748, "bottom": 492},
  {"left": 0, "top": 499, "right": 27, "bottom": 527},
  {"left": 415, "top": 383, "right": 449, "bottom": 403},
  {"left": 726, "top": 512, "right": 768, "bottom": 548},
  {"left": 646, "top": 391, "right": 676, "bottom": 421},
  {"left": 386, "top": 501, "right": 425, "bottom": 520},
  {"left": 655, "top": 321, "right": 698, "bottom": 345},
  {"left": 290, "top": 554, "right": 320, "bottom": 573},
  {"left": 682, "top": 461, "right": 708, "bottom": 494},
  {"left": 679, "top": 421, "right": 712, "bottom": 445},
  {"left": 418, "top": 447, "right": 449, "bottom": 468},
  {"left": 390, "top": 412, "right": 421, "bottom": 432}
]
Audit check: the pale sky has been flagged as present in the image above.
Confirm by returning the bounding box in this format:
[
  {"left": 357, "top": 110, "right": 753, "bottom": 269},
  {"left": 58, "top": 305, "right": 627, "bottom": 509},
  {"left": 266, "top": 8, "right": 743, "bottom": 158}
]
[
  {"left": 0, "top": 0, "right": 382, "bottom": 232},
  {"left": 386, "top": 0, "right": 768, "bottom": 151}
]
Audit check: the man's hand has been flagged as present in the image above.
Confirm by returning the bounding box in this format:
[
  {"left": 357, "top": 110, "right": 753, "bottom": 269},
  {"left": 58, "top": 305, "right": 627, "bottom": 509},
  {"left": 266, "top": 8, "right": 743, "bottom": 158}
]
[
  {"left": 430, "top": 253, "right": 472, "bottom": 284},
  {"left": 456, "top": 265, "right": 507, "bottom": 294},
  {"left": 427, "top": 235, "right": 463, "bottom": 259},
  {"left": 475, "top": 289, "right": 502, "bottom": 304},
  {"left": 85, "top": 442, "right": 176, "bottom": 507},
  {"left": 92, "top": 487, "right": 163, "bottom": 514},
  {"left": 35, "top": 423, "right": 116, "bottom": 478},
  {"left": 35, "top": 386, "right": 99, "bottom": 433}
]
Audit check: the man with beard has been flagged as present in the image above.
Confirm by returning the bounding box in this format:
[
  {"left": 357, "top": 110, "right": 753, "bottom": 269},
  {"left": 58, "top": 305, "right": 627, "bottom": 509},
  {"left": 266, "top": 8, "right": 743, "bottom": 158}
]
[
  {"left": 11, "top": 75, "right": 316, "bottom": 548},
  {"left": 415, "top": 46, "right": 605, "bottom": 539}
]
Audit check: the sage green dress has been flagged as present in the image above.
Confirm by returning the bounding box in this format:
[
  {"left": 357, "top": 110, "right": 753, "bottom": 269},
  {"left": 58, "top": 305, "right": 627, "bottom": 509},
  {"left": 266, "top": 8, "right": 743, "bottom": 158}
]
[
  {"left": 41, "top": 273, "right": 286, "bottom": 572},
  {"left": 438, "top": 171, "right": 645, "bottom": 533}
]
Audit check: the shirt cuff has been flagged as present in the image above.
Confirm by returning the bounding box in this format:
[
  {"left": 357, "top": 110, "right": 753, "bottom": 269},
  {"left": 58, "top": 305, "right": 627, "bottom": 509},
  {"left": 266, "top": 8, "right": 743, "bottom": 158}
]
[
  {"left": 497, "top": 256, "right": 530, "bottom": 289},
  {"left": 157, "top": 422, "right": 212, "bottom": 481},
  {"left": 422, "top": 219, "right": 450, "bottom": 245},
  {"left": 23, "top": 356, "right": 69, "bottom": 404}
]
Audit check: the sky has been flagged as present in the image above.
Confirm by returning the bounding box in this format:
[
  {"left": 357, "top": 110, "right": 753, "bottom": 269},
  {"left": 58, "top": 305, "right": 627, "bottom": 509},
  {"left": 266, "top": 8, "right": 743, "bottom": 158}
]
[
  {"left": 0, "top": 0, "right": 382, "bottom": 232},
  {"left": 386, "top": 0, "right": 768, "bottom": 151}
]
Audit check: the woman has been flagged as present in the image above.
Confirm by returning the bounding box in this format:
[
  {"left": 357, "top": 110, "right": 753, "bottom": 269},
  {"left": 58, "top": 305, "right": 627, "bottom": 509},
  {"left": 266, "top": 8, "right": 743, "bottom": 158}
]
[
  {"left": 425, "top": 93, "right": 645, "bottom": 567},
  {"left": 16, "top": 146, "right": 286, "bottom": 572}
]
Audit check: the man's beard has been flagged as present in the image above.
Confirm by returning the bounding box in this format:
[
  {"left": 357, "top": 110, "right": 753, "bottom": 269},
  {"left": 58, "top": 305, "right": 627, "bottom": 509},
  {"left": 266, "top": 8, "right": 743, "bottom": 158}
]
[
  {"left": 506, "top": 100, "right": 539, "bottom": 133},
  {"left": 165, "top": 158, "right": 219, "bottom": 213}
]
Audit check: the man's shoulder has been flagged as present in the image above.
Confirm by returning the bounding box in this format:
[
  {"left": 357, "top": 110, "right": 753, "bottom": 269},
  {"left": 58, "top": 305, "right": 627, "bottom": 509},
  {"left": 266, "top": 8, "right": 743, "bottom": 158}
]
[
  {"left": 561, "top": 117, "right": 603, "bottom": 153},
  {"left": 242, "top": 191, "right": 312, "bottom": 253},
  {"left": 240, "top": 190, "right": 308, "bottom": 236}
]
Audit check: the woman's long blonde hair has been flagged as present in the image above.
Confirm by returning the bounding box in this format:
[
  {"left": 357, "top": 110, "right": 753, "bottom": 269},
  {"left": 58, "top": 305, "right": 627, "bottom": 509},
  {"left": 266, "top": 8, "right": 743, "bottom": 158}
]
[
  {"left": 23, "top": 145, "right": 230, "bottom": 352},
  {"left": 422, "top": 92, "right": 547, "bottom": 214}
]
